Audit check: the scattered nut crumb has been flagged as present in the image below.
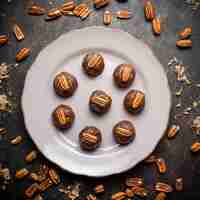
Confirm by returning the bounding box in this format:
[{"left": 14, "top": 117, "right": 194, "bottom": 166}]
[
  {"left": 175, "top": 177, "right": 183, "bottom": 191},
  {"left": 0, "top": 63, "right": 9, "bottom": 84},
  {"left": 34, "top": 194, "right": 44, "bottom": 200},
  {"left": 86, "top": 194, "right": 97, "bottom": 200},
  {"left": 125, "top": 188, "right": 134, "bottom": 197},
  {"left": 190, "top": 142, "right": 200, "bottom": 152},
  {"left": 25, "top": 150, "right": 37, "bottom": 163},
  {"left": 10, "top": 135, "right": 23, "bottom": 145},
  {"left": 156, "top": 158, "right": 167, "bottom": 173},
  {"left": 0, "top": 94, "right": 11, "bottom": 112},
  {"left": 25, "top": 183, "right": 39, "bottom": 198},
  {"left": 192, "top": 101, "right": 199, "bottom": 108},
  {"left": 94, "top": 184, "right": 104, "bottom": 194},
  {"left": 167, "top": 124, "right": 180, "bottom": 139},
  {"left": 15, "top": 168, "right": 29, "bottom": 179},
  {"left": 111, "top": 191, "right": 126, "bottom": 200},
  {"left": 0, "top": 128, "right": 7, "bottom": 135},
  {"left": 144, "top": 155, "right": 157, "bottom": 163},
  {"left": 39, "top": 178, "right": 53, "bottom": 191},
  {"left": 176, "top": 103, "right": 181, "bottom": 108},
  {"left": 195, "top": 83, "right": 200, "bottom": 87},
  {"left": 59, "top": 184, "right": 80, "bottom": 200},
  {"left": 0, "top": 166, "right": 11, "bottom": 190},
  {"left": 48, "top": 168, "right": 60, "bottom": 185},
  {"left": 168, "top": 57, "right": 191, "bottom": 85},
  {"left": 192, "top": 116, "right": 200, "bottom": 134},
  {"left": 175, "top": 87, "right": 183, "bottom": 96}
]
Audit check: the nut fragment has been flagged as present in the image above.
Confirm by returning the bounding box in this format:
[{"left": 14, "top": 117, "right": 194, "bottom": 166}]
[
  {"left": 29, "top": 165, "right": 49, "bottom": 182},
  {"left": 46, "top": 8, "right": 62, "bottom": 20},
  {"left": 10, "top": 136, "right": 22, "bottom": 145},
  {"left": 34, "top": 194, "right": 44, "bottom": 200},
  {"left": 16, "top": 48, "right": 30, "bottom": 62},
  {"left": 154, "top": 192, "right": 166, "bottom": 200},
  {"left": 61, "top": 10, "right": 74, "bottom": 16},
  {"left": 152, "top": 17, "right": 161, "bottom": 35},
  {"left": 39, "top": 178, "right": 53, "bottom": 191},
  {"left": 156, "top": 158, "right": 167, "bottom": 174},
  {"left": 126, "top": 177, "right": 143, "bottom": 187},
  {"left": 25, "top": 150, "right": 37, "bottom": 163},
  {"left": 116, "top": 10, "right": 132, "bottom": 19},
  {"left": 70, "top": 3, "right": 90, "bottom": 19},
  {"left": 178, "top": 27, "right": 192, "bottom": 39},
  {"left": 144, "top": 1, "right": 156, "bottom": 21},
  {"left": 175, "top": 177, "right": 183, "bottom": 191},
  {"left": 190, "top": 142, "right": 200, "bottom": 152},
  {"left": 28, "top": 5, "right": 46, "bottom": 15},
  {"left": 0, "top": 167, "right": 11, "bottom": 189},
  {"left": 111, "top": 192, "right": 126, "bottom": 200},
  {"left": 13, "top": 24, "right": 25, "bottom": 41},
  {"left": 125, "top": 188, "right": 135, "bottom": 197},
  {"left": 155, "top": 182, "right": 173, "bottom": 193},
  {"left": 0, "top": 128, "right": 7, "bottom": 135},
  {"left": 86, "top": 194, "right": 97, "bottom": 200},
  {"left": 15, "top": 168, "right": 29, "bottom": 179},
  {"left": 144, "top": 155, "right": 156, "bottom": 163},
  {"left": 131, "top": 186, "right": 148, "bottom": 197},
  {"left": 167, "top": 125, "right": 180, "bottom": 139},
  {"left": 93, "top": 0, "right": 110, "bottom": 9},
  {"left": 191, "top": 116, "right": 200, "bottom": 134},
  {"left": 176, "top": 39, "right": 192, "bottom": 48},
  {"left": 79, "top": 6, "right": 91, "bottom": 20},
  {"left": 94, "top": 184, "right": 104, "bottom": 194},
  {"left": 49, "top": 169, "right": 60, "bottom": 185},
  {"left": 60, "top": 1, "right": 76, "bottom": 15},
  {"left": 73, "top": 4, "right": 88, "bottom": 16},
  {"left": 30, "top": 173, "right": 43, "bottom": 182},
  {"left": 103, "top": 11, "right": 112, "bottom": 25},
  {"left": 25, "top": 183, "right": 39, "bottom": 198},
  {"left": 0, "top": 35, "right": 9, "bottom": 45}
]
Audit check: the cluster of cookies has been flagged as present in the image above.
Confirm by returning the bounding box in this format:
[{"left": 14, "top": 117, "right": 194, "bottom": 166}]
[{"left": 52, "top": 52, "right": 145, "bottom": 151}]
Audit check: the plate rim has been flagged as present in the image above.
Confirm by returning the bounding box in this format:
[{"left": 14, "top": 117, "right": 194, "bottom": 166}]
[{"left": 22, "top": 26, "right": 171, "bottom": 177}]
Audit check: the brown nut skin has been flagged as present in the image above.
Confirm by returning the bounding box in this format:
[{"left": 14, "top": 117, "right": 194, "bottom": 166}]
[
  {"left": 52, "top": 105, "right": 75, "bottom": 130},
  {"left": 113, "top": 120, "right": 135, "bottom": 145},
  {"left": 124, "top": 90, "right": 145, "bottom": 114},
  {"left": 89, "top": 90, "right": 112, "bottom": 115},
  {"left": 113, "top": 64, "right": 136, "bottom": 88},
  {"left": 53, "top": 72, "right": 78, "bottom": 98},
  {"left": 82, "top": 53, "right": 105, "bottom": 77},
  {"left": 79, "top": 126, "right": 102, "bottom": 151}
]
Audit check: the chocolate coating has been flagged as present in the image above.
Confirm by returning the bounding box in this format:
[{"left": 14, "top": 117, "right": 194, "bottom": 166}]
[
  {"left": 79, "top": 126, "right": 102, "bottom": 151},
  {"left": 124, "top": 90, "right": 145, "bottom": 114},
  {"left": 113, "top": 120, "right": 136, "bottom": 145},
  {"left": 52, "top": 104, "right": 75, "bottom": 130},
  {"left": 89, "top": 90, "right": 112, "bottom": 114},
  {"left": 113, "top": 64, "right": 136, "bottom": 88},
  {"left": 53, "top": 72, "right": 78, "bottom": 97},
  {"left": 82, "top": 53, "right": 105, "bottom": 77}
]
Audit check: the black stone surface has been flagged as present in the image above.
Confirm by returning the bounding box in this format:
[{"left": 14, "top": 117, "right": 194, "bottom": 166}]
[{"left": 0, "top": 0, "right": 200, "bottom": 199}]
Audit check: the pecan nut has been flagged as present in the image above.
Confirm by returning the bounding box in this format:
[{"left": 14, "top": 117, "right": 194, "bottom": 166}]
[
  {"left": 16, "top": 48, "right": 30, "bottom": 62},
  {"left": 144, "top": 1, "right": 156, "bottom": 21}
]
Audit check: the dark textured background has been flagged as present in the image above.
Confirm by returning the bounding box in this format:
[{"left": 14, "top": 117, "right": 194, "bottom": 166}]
[{"left": 0, "top": 0, "right": 200, "bottom": 199}]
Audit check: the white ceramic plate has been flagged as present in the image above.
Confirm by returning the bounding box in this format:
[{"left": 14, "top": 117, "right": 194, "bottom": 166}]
[{"left": 22, "top": 26, "right": 171, "bottom": 177}]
